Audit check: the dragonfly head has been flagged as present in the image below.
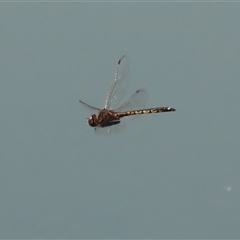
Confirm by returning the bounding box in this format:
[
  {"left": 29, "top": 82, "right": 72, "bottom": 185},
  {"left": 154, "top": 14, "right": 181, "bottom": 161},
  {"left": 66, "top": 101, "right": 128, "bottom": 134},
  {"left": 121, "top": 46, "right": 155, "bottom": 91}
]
[{"left": 87, "top": 114, "right": 98, "bottom": 127}]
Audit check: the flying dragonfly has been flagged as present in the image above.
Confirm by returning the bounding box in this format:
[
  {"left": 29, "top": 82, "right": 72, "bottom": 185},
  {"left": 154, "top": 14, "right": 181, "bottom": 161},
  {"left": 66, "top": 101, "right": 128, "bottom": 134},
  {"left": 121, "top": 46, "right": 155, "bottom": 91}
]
[{"left": 79, "top": 56, "right": 175, "bottom": 135}]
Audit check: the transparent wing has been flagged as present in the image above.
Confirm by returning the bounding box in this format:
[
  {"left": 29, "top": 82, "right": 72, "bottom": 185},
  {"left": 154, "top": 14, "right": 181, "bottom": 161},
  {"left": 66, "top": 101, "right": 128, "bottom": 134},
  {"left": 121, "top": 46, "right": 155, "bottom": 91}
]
[
  {"left": 116, "top": 89, "right": 148, "bottom": 112},
  {"left": 79, "top": 100, "right": 101, "bottom": 113},
  {"left": 94, "top": 120, "right": 126, "bottom": 136},
  {"left": 104, "top": 55, "right": 129, "bottom": 110}
]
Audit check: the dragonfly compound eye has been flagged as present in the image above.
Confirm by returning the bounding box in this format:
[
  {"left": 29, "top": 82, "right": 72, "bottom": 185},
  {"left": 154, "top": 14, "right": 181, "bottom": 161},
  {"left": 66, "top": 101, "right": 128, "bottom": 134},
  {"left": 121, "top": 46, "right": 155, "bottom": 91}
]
[{"left": 87, "top": 115, "right": 98, "bottom": 127}]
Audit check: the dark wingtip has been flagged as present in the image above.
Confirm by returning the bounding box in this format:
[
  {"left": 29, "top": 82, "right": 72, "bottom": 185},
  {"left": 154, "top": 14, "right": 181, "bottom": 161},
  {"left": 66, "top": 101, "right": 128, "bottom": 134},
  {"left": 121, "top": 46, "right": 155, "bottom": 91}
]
[{"left": 118, "top": 55, "right": 126, "bottom": 64}]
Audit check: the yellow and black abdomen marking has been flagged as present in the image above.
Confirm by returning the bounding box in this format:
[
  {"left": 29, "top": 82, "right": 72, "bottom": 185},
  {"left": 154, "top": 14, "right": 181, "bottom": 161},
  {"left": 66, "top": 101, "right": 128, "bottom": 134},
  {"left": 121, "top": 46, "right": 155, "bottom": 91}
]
[{"left": 117, "top": 107, "right": 175, "bottom": 118}]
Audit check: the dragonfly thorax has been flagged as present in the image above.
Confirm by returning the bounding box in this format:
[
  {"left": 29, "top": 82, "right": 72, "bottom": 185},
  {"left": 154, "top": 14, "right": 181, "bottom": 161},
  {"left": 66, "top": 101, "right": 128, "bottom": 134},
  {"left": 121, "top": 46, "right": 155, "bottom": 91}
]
[{"left": 87, "top": 109, "right": 121, "bottom": 128}]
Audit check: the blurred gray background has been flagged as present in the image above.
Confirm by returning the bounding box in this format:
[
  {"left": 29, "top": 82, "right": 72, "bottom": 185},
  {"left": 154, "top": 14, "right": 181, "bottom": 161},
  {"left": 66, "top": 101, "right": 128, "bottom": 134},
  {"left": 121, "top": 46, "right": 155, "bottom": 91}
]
[{"left": 1, "top": 2, "right": 240, "bottom": 239}]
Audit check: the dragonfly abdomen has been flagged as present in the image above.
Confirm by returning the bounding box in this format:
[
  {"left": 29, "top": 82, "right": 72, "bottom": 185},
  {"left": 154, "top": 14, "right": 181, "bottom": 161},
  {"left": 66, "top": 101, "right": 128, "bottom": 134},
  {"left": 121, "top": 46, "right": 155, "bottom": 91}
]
[{"left": 117, "top": 107, "right": 175, "bottom": 118}]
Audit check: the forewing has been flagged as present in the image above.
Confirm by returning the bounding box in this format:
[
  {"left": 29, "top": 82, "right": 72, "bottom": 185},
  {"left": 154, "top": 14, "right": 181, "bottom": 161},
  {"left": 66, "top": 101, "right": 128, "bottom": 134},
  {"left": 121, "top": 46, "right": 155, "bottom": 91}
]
[
  {"left": 104, "top": 55, "right": 129, "bottom": 110},
  {"left": 79, "top": 100, "right": 101, "bottom": 114}
]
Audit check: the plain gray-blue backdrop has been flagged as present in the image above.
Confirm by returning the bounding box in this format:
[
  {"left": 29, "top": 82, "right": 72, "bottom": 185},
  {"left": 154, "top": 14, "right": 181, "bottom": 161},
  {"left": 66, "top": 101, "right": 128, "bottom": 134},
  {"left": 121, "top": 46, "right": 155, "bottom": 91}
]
[{"left": 1, "top": 2, "right": 240, "bottom": 239}]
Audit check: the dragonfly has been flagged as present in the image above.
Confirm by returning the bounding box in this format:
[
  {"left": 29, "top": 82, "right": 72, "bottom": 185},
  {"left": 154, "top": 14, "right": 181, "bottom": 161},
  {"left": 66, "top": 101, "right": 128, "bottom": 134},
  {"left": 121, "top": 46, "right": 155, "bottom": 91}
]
[{"left": 79, "top": 55, "right": 175, "bottom": 135}]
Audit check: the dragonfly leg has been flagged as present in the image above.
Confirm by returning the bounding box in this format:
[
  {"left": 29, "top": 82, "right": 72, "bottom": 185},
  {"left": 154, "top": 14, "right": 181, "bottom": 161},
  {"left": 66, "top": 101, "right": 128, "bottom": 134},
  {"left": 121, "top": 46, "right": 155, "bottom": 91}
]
[{"left": 100, "top": 120, "right": 121, "bottom": 128}]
